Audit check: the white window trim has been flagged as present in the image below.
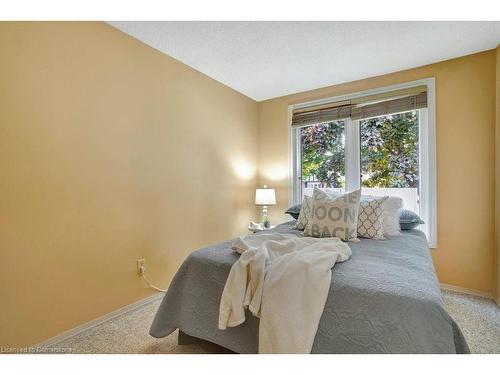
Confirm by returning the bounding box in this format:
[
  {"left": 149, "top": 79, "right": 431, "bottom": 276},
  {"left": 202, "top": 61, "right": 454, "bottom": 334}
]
[
  {"left": 288, "top": 78, "right": 437, "bottom": 248},
  {"left": 344, "top": 118, "right": 360, "bottom": 192}
]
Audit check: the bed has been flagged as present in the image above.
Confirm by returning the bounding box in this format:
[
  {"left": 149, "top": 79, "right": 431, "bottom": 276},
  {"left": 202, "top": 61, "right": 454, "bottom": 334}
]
[{"left": 149, "top": 221, "right": 469, "bottom": 353}]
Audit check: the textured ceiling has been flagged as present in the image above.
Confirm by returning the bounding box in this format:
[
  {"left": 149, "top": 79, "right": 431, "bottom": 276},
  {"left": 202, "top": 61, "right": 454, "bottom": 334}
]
[{"left": 109, "top": 22, "right": 500, "bottom": 101}]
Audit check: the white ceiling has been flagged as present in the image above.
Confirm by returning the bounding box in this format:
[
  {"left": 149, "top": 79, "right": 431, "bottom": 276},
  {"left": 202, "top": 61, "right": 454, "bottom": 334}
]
[{"left": 108, "top": 22, "right": 500, "bottom": 101}]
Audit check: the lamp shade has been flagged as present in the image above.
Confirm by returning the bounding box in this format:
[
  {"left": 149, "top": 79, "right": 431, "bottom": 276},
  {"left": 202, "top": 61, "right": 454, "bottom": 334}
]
[{"left": 255, "top": 187, "right": 276, "bottom": 205}]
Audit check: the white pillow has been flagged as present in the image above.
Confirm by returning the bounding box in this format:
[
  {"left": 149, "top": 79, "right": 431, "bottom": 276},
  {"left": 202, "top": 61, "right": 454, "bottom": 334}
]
[
  {"left": 304, "top": 188, "right": 361, "bottom": 241},
  {"left": 380, "top": 196, "right": 403, "bottom": 237}
]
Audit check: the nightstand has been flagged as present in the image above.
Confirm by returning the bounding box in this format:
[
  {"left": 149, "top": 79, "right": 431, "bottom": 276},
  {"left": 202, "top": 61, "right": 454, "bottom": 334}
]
[{"left": 248, "top": 224, "right": 276, "bottom": 233}]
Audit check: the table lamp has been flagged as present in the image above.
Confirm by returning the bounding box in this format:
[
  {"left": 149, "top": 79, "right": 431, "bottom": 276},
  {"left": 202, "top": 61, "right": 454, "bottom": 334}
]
[{"left": 255, "top": 185, "right": 276, "bottom": 228}]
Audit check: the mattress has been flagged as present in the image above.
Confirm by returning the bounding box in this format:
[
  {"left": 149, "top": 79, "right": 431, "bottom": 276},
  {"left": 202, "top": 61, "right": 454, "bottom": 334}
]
[{"left": 149, "top": 221, "right": 469, "bottom": 353}]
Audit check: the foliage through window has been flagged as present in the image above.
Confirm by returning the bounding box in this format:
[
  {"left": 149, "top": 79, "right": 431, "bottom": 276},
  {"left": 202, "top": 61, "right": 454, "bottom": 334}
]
[
  {"left": 301, "top": 121, "right": 345, "bottom": 189},
  {"left": 360, "top": 111, "right": 419, "bottom": 188},
  {"left": 300, "top": 111, "right": 419, "bottom": 192}
]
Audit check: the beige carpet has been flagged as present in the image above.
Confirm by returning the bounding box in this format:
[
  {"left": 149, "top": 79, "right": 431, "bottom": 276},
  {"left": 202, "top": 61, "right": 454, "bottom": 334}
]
[{"left": 51, "top": 290, "right": 499, "bottom": 354}]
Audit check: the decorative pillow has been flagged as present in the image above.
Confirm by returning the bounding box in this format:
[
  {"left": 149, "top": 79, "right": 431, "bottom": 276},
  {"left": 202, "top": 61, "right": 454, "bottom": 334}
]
[
  {"left": 400, "top": 209, "right": 425, "bottom": 230},
  {"left": 322, "top": 191, "right": 401, "bottom": 238},
  {"left": 304, "top": 188, "right": 361, "bottom": 241},
  {"left": 294, "top": 196, "right": 312, "bottom": 230},
  {"left": 357, "top": 196, "right": 389, "bottom": 239},
  {"left": 285, "top": 204, "right": 302, "bottom": 220}
]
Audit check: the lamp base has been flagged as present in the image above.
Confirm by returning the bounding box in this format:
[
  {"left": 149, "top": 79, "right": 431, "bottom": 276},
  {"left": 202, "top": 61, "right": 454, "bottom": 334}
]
[{"left": 262, "top": 205, "right": 271, "bottom": 228}]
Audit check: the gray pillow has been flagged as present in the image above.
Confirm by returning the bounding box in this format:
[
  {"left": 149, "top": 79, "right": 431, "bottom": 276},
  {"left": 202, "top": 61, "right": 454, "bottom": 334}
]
[
  {"left": 399, "top": 209, "right": 424, "bottom": 230},
  {"left": 285, "top": 204, "right": 301, "bottom": 220}
]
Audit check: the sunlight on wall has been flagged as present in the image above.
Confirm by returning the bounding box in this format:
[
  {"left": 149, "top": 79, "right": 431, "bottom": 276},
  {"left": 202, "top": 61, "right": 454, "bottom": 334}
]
[
  {"left": 261, "top": 164, "right": 288, "bottom": 182},
  {"left": 231, "top": 157, "right": 257, "bottom": 181}
]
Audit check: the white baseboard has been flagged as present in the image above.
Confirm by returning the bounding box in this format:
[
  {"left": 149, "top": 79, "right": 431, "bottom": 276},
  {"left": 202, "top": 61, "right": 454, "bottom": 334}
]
[
  {"left": 35, "top": 292, "right": 164, "bottom": 348},
  {"left": 440, "top": 283, "right": 494, "bottom": 300}
]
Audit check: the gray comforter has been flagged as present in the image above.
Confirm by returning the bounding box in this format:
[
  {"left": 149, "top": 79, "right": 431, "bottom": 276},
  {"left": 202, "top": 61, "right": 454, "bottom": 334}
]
[{"left": 150, "top": 222, "right": 469, "bottom": 353}]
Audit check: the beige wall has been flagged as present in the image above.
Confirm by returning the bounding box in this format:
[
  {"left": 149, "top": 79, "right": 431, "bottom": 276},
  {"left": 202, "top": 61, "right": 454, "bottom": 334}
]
[
  {"left": 258, "top": 50, "right": 497, "bottom": 295},
  {"left": 496, "top": 45, "right": 500, "bottom": 303},
  {"left": 0, "top": 22, "right": 259, "bottom": 347}
]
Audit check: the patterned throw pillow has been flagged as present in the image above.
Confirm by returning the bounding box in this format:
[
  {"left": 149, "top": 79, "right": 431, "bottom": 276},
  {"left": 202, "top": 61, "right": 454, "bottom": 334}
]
[
  {"left": 357, "top": 196, "right": 389, "bottom": 239},
  {"left": 304, "top": 188, "right": 361, "bottom": 241},
  {"left": 294, "top": 196, "right": 312, "bottom": 230},
  {"left": 336, "top": 193, "right": 403, "bottom": 237}
]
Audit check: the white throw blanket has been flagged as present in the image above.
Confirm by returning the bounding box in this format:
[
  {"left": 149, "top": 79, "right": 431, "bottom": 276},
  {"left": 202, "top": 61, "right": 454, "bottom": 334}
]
[{"left": 218, "top": 233, "right": 351, "bottom": 353}]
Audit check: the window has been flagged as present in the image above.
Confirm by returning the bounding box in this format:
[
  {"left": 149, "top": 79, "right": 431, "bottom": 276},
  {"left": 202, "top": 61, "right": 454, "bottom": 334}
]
[
  {"left": 301, "top": 120, "right": 345, "bottom": 192},
  {"left": 360, "top": 111, "right": 420, "bottom": 213},
  {"left": 290, "top": 79, "right": 436, "bottom": 247}
]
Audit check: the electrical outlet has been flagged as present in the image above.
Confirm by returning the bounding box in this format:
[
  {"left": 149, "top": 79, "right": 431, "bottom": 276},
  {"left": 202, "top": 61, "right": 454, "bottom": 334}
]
[{"left": 137, "top": 258, "right": 145, "bottom": 275}]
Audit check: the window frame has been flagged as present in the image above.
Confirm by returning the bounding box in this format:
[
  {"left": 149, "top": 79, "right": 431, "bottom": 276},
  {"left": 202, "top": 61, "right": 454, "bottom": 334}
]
[{"left": 288, "top": 78, "right": 437, "bottom": 248}]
